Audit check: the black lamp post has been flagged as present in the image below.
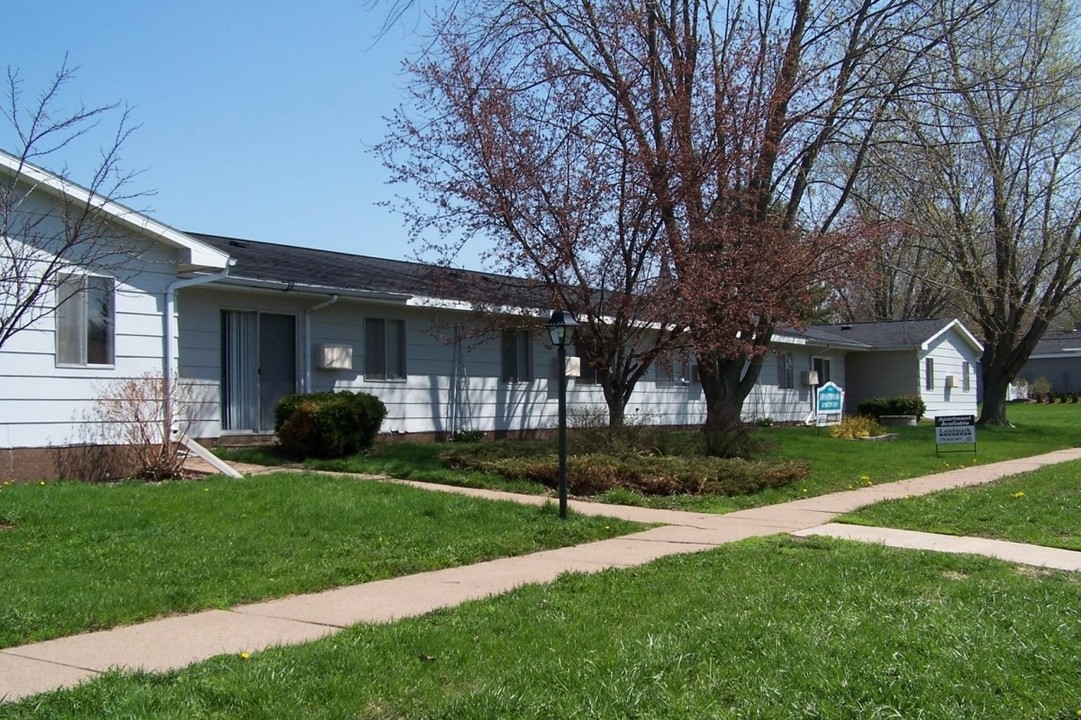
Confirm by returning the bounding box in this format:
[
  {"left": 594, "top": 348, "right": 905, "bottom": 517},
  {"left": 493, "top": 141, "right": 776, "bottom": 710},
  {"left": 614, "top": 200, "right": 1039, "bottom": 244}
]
[{"left": 546, "top": 309, "right": 578, "bottom": 520}]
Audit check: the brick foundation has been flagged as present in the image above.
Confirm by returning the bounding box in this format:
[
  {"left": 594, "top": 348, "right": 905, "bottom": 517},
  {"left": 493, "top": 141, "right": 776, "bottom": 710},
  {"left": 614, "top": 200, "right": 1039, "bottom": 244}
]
[{"left": 0, "top": 445, "right": 140, "bottom": 483}]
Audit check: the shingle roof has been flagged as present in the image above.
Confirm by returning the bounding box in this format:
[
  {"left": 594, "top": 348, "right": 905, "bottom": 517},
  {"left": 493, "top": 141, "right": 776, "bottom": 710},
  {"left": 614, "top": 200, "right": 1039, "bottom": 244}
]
[
  {"left": 1031, "top": 331, "right": 1081, "bottom": 356},
  {"left": 812, "top": 319, "right": 962, "bottom": 350},
  {"left": 188, "top": 233, "right": 980, "bottom": 353},
  {"left": 187, "top": 232, "right": 549, "bottom": 307}
]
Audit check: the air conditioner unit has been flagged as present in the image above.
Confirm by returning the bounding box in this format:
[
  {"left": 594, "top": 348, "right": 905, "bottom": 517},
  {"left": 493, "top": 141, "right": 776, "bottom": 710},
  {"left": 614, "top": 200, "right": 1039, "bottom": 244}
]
[
  {"left": 801, "top": 370, "right": 819, "bottom": 386},
  {"left": 315, "top": 344, "right": 353, "bottom": 370},
  {"left": 944, "top": 374, "right": 958, "bottom": 388}
]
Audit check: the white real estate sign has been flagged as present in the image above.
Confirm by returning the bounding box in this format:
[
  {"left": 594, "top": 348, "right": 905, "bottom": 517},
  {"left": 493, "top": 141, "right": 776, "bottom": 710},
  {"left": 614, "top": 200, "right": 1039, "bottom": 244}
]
[{"left": 935, "top": 415, "right": 976, "bottom": 444}]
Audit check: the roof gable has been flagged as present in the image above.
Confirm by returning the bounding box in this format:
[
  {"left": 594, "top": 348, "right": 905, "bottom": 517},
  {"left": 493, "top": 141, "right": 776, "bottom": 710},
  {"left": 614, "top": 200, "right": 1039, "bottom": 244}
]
[
  {"left": 0, "top": 149, "right": 229, "bottom": 272},
  {"left": 813, "top": 318, "right": 982, "bottom": 353}
]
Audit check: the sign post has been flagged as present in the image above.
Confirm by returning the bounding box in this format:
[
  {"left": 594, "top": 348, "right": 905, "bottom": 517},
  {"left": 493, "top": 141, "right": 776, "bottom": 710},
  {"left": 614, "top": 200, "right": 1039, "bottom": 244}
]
[
  {"left": 934, "top": 415, "right": 976, "bottom": 456},
  {"left": 815, "top": 382, "right": 844, "bottom": 428}
]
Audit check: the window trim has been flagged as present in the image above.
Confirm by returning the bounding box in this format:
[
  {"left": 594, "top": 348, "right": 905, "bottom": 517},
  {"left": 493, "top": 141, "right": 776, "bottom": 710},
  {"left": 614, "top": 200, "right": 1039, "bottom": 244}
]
[
  {"left": 55, "top": 271, "right": 115, "bottom": 368},
  {"left": 776, "top": 351, "right": 795, "bottom": 390},
  {"left": 962, "top": 362, "right": 971, "bottom": 392},
  {"left": 925, "top": 357, "right": 935, "bottom": 390},
  {"left": 364, "top": 317, "right": 407, "bottom": 381},
  {"left": 811, "top": 356, "right": 832, "bottom": 388},
  {"left": 501, "top": 328, "right": 533, "bottom": 384},
  {"left": 655, "top": 350, "right": 691, "bottom": 388},
  {"left": 574, "top": 342, "right": 599, "bottom": 385}
]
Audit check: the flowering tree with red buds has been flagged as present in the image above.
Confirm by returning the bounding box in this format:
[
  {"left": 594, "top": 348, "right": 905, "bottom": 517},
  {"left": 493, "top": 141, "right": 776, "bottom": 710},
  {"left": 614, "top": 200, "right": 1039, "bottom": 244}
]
[{"left": 381, "top": 0, "right": 983, "bottom": 450}]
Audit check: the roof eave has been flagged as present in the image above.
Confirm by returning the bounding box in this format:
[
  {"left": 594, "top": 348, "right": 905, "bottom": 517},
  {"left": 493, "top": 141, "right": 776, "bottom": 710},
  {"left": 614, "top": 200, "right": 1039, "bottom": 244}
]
[
  {"left": 0, "top": 150, "right": 230, "bottom": 272},
  {"left": 214, "top": 275, "right": 414, "bottom": 303}
]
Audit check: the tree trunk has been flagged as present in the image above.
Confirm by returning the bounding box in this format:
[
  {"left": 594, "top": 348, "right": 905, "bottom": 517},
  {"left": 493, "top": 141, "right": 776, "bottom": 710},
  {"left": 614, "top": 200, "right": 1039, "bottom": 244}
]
[
  {"left": 978, "top": 365, "right": 1012, "bottom": 426},
  {"left": 603, "top": 382, "right": 627, "bottom": 428},
  {"left": 696, "top": 350, "right": 764, "bottom": 456}
]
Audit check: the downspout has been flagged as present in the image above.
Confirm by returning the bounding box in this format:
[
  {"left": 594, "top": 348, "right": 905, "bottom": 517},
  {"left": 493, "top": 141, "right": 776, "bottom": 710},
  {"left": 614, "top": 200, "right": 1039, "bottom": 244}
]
[
  {"left": 163, "top": 261, "right": 234, "bottom": 438},
  {"left": 304, "top": 295, "right": 339, "bottom": 393}
]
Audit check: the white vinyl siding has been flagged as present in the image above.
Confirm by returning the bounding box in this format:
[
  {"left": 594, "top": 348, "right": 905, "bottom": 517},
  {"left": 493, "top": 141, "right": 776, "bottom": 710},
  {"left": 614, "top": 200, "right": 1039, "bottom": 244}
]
[{"left": 1, "top": 241, "right": 181, "bottom": 451}]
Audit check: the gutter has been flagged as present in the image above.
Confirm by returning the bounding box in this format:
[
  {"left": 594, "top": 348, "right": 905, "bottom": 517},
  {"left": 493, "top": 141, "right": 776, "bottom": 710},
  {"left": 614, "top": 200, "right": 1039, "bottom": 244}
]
[
  {"left": 163, "top": 261, "right": 234, "bottom": 439},
  {"left": 214, "top": 275, "right": 411, "bottom": 304},
  {"left": 304, "top": 295, "right": 339, "bottom": 392}
]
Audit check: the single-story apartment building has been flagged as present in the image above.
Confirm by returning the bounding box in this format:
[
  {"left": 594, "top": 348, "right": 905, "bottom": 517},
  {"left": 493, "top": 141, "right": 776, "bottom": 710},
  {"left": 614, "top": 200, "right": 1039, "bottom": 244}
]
[{"left": 0, "top": 152, "right": 983, "bottom": 480}]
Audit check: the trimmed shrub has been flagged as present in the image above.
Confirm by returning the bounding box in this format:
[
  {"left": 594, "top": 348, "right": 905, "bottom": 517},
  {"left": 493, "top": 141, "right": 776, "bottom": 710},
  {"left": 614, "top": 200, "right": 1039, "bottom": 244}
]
[
  {"left": 855, "top": 394, "right": 926, "bottom": 421},
  {"left": 828, "top": 415, "right": 886, "bottom": 440},
  {"left": 275, "top": 391, "right": 387, "bottom": 459}
]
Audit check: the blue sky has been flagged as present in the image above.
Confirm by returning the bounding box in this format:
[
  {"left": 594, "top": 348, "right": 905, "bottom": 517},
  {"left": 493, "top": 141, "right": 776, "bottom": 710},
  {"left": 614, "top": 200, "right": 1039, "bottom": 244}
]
[{"left": 2, "top": 2, "right": 470, "bottom": 265}]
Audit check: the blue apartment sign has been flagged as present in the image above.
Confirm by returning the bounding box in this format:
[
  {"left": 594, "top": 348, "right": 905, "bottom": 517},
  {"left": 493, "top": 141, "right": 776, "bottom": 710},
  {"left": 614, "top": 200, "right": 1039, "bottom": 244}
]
[{"left": 816, "top": 382, "right": 844, "bottom": 426}]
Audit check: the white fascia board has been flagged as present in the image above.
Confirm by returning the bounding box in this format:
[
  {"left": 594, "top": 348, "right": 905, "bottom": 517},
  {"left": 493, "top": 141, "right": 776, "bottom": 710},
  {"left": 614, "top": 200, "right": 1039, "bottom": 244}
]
[
  {"left": 1028, "top": 351, "right": 1081, "bottom": 359},
  {"left": 215, "top": 276, "right": 413, "bottom": 303},
  {"left": 921, "top": 319, "right": 984, "bottom": 353},
  {"left": 407, "top": 296, "right": 481, "bottom": 312},
  {"left": 0, "top": 150, "right": 230, "bottom": 272}
]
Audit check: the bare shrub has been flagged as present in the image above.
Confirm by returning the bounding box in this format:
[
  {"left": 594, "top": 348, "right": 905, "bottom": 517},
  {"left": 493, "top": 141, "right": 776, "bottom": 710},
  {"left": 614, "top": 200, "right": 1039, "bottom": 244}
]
[{"left": 89, "top": 372, "right": 207, "bottom": 481}]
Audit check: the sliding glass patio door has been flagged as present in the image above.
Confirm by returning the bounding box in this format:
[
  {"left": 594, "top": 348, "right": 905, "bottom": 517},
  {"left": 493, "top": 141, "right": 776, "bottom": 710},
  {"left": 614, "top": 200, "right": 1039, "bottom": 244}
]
[{"left": 221, "top": 310, "right": 297, "bottom": 431}]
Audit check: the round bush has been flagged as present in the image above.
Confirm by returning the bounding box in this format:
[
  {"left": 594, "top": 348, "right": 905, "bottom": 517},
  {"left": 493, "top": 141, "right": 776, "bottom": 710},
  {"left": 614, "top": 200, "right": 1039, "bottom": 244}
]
[{"left": 275, "top": 391, "right": 387, "bottom": 459}]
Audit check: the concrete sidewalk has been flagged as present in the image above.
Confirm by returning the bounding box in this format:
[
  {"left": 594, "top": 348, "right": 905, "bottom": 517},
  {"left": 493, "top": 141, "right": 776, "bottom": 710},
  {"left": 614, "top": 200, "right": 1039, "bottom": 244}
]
[{"left": 3, "top": 448, "right": 1081, "bottom": 703}]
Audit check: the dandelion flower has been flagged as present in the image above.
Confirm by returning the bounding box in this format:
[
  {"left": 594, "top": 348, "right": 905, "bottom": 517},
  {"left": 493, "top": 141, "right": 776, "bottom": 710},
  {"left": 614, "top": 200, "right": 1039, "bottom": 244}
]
[{"left": 240, "top": 652, "right": 251, "bottom": 660}]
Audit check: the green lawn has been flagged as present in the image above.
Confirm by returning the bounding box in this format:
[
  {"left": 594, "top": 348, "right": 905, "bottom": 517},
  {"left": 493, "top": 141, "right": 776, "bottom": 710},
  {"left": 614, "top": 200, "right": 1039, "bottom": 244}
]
[
  {"left": 840, "top": 458, "right": 1081, "bottom": 551},
  {"left": 0, "top": 473, "right": 640, "bottom": 649},
  {"left": 4, "top": 538, "right": 1079, "bottom": 719},
  {"left": 219, "top": 402, "right": 1081, "bottom": 514}
]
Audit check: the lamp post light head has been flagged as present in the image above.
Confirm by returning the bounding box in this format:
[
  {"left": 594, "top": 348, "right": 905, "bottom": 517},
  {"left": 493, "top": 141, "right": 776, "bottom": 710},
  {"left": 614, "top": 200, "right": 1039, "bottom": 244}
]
[{"left": 546, "top": 309, "right": 578, "bottom": 347}]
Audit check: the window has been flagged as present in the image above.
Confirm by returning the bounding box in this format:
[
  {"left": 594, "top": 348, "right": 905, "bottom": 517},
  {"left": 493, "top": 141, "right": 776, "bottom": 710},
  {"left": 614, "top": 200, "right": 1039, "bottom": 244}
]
[
  {"left": 56, "top": 272, "right": 114, "bottom": 366},
  {"left": 575, "top": 342, "right": 598, "bottom": 384},
  {"left": 655, "top": 350, "right": 691, "bottom": 387},
  {"left": 501, "top": 328, "right": 532, "bottom": 383},
  {"left": 812, "top": 357, "right": 832, "bottom": 387},
  {"left": 776, "top": 351, "right": 794, "bottom": 389},
  {"left": 925, "top": 357, "right": 935, "bottom": 390},
  {"left": 962, "top": 362, "right": 971, "bottom": 392},
  {"left": 364, "top": 318, "right": 406, "bottom": 380}
]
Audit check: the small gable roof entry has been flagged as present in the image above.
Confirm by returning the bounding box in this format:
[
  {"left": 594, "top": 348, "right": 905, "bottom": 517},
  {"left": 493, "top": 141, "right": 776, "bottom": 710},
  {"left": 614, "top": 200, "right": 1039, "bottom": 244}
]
[
  {"left": 814, "top": 318, "right": 983, "bottom": 353},
  {"left": 0, "top": 149, "right": 229, "bottom": 272}
]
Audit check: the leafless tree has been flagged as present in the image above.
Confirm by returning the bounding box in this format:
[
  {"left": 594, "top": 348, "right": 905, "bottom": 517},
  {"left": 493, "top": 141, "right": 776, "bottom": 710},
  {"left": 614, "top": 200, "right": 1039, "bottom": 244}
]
[
  {"left": 857, "top": 0, "right": 1081, "bottom": 425},
  {"left": 379, "top": 4, "right": 687, "bottom": 427},
  {"left": 0, "top": 60, "right": 143, "bottom": 352}
]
